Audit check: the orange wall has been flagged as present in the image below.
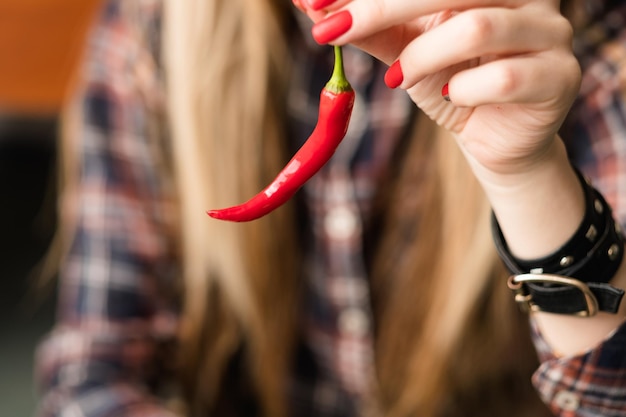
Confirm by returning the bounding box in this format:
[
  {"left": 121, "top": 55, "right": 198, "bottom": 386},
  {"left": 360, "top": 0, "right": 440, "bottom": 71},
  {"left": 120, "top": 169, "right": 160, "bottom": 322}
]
[{"left": 0, "top": 0, "right": 101, "bottom": 114}]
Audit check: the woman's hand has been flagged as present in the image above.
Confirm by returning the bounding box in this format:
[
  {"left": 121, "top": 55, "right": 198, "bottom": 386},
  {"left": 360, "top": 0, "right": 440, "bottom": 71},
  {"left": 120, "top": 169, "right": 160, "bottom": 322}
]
[
  {"left": 295, "top": 0, "right": 626, "bottom": 359},
  {"left": 296, "top": 0, "right": 626, "bottom": 360},
  {"left": 296, "top": 0, "right": 581, "bottom": 179}
]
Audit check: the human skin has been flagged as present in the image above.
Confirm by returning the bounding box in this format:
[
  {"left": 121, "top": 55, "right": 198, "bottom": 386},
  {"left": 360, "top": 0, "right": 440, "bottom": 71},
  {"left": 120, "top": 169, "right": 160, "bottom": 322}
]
[{"left": 296, "top": 0, "right": 626, "bottom": 356}]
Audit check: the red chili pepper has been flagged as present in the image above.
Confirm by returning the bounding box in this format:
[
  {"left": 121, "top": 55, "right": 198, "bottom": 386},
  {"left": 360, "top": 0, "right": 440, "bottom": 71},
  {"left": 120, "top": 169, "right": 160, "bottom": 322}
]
[{"left": 207, "top": 45, "right": 355, "bottom": 222}]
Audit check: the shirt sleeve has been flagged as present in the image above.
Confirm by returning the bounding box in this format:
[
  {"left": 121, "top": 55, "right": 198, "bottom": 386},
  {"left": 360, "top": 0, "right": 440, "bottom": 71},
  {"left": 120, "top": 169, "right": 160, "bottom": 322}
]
[
  {"left": 531, "top": 319, "right": 626, "bottom": 416},
  {"left": 35, "top": 1, "right": 180, "bottom": 416},
  {"left": 533, "top": 8, "right": 626, "bottom": 415}
]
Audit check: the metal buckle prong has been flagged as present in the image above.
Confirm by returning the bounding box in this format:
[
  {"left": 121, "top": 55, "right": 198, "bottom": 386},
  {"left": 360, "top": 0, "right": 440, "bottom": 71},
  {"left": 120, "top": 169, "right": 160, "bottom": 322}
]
[{"left": 507, "top": 273, "right": 599, "bottom": 317}]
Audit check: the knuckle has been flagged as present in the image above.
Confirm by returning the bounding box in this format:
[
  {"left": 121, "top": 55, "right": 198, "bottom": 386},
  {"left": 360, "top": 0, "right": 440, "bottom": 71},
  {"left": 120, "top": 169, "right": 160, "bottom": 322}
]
[
  {"left": 355, "top": 0, "right": 388, "bottom": 37},
  {"left": 562, "top": 55, "right": 582, "bottom": 91},
  {"left": 493, "top": 65, "right": 518, "bottom": 97},
  {"left": 553, "top": 16, "right": 575, "bottom": 47},
  {"left": 461, "top": 11, "right": 495, "bottom": 47},
  {"left": 369, "top": 0, "right": 388, "bottom": 24}
]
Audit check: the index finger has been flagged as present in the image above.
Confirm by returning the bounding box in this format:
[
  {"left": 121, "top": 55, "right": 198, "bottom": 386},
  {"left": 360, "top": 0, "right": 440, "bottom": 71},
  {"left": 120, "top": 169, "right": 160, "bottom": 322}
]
[{"left": 313, "top": 0, "right": 533, "bottom": 45}]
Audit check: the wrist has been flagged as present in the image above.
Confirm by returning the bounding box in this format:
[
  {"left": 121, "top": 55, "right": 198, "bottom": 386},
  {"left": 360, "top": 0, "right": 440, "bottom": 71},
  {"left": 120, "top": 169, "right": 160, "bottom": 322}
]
[
  {"left": 469, "top": 137, "right": 585, "bottom": 260},
  {"left": 496, "top": 168, "right": 625, "bottom": 316},
  {"left": 466, "top": 135, "right": 569, "bottom": 195}
]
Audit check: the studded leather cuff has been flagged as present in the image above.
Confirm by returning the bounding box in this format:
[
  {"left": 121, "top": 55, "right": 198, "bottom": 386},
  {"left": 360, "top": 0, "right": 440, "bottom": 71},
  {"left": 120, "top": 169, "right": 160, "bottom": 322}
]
[{"left": 492, "top": 168, "right": 625, "bottom": 316}]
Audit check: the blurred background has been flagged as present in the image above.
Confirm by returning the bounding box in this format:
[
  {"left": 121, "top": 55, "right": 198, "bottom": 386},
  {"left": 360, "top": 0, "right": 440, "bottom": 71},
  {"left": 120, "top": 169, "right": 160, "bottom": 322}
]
[{"left": 0, "top": 1, "right": 101, "bottom": 415}]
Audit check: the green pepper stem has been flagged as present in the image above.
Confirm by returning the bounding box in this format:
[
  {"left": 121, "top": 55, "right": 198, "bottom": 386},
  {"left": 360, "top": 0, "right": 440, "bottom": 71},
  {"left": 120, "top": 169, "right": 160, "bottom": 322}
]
[{"left": 325, "top": 45, "right": 353, "bottom": 94}]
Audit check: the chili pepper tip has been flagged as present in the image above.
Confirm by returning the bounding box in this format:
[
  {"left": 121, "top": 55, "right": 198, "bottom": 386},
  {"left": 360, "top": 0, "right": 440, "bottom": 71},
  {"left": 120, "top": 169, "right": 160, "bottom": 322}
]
[{"left": 207, "top": 209, "right": 249, "bottom": 222}]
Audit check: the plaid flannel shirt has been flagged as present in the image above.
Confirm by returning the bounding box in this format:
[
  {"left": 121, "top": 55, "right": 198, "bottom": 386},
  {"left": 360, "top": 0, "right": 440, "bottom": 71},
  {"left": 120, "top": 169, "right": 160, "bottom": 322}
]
[{"left": 36, "top": 0, "right": 626, "bottom": 416}]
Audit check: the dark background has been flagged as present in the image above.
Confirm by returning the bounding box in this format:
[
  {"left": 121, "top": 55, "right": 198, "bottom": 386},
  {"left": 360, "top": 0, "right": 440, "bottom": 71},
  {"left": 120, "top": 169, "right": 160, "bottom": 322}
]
[{"left": 0, "top": 115, "right": 58, "bottom": 417}]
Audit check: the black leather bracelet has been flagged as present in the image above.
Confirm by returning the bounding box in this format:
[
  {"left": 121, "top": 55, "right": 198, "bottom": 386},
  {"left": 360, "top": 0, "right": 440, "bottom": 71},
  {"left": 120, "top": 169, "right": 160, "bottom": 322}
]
[{"left": 492, "top": 168, "right": 625, "bottom": 316}]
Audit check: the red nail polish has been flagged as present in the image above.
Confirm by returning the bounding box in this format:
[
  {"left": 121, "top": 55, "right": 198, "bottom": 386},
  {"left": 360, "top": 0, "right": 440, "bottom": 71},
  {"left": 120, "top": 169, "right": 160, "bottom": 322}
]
[
  {"left": 312, "top": 10, "right": 353, "bottom": 44},
  {"left": 442, "top": 83, "right": 450, "bottom": 101},
  {"left": 310, "top": 0, "right": 336, "bottom": 10},
  {"left": 384, "top": 60, "right": 403, "bottom": 89}
]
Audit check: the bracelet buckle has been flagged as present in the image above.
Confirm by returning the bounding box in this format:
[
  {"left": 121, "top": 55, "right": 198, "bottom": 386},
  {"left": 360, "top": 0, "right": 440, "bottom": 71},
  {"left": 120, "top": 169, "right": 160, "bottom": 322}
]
[{"left": 507, "top": 273, "right": 599, "bottom": 317}]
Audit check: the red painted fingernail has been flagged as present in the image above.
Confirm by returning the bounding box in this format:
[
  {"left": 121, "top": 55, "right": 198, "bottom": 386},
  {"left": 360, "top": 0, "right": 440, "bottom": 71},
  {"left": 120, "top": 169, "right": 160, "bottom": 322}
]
[
  {"left": 442, "top": 83, "right": 450, "bottom": 101},
  {"left": 310, "top": 0, "right": 336, "bottom": 10},
  {"left": 312, "top": 10, "right": 353, "bottom": 44},
  {"left": 384, "top": 60, "right": 403, "bottom": 89}
]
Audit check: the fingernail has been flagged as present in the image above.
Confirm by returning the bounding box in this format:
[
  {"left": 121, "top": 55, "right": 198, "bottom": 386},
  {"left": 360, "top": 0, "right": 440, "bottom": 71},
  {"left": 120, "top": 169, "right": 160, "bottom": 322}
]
[
  {"left": 442, "top": 83, "right": 450, "bottom": 101},
  {"left": 310, "top": 0, "right": 336, "bottom": 10},
  {"left": 384, "top": 60, "right": 403, "bottom": 89},
  {"left": 312, "top": 10, "right": 353, "bottom": 44}
]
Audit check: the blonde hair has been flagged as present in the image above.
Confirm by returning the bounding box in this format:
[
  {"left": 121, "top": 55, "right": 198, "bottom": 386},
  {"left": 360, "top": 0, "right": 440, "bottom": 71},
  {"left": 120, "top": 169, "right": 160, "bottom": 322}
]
[{"left": 163, "top": 0, "right": 301, "bottom": 415}]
